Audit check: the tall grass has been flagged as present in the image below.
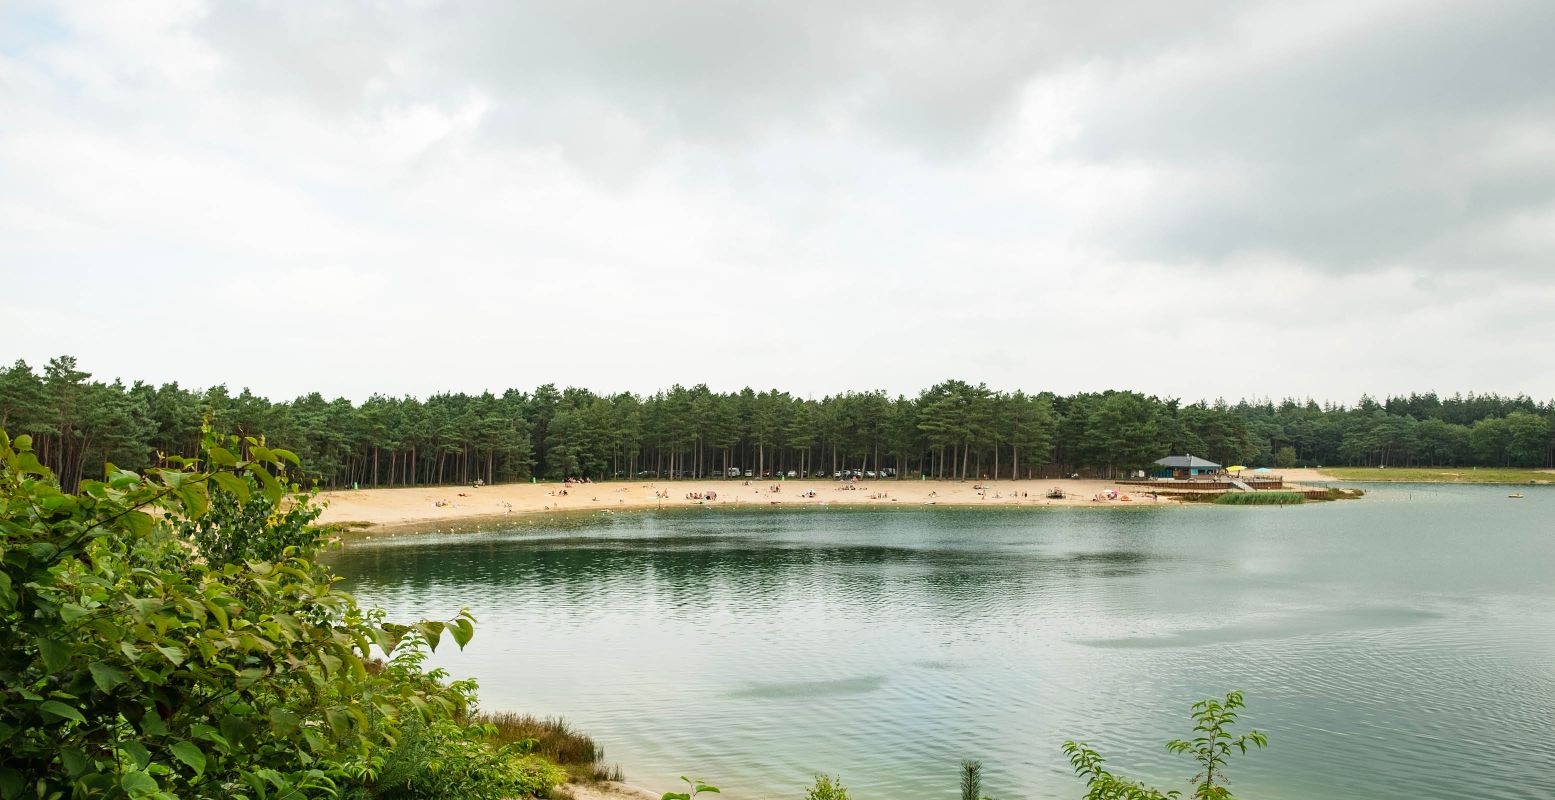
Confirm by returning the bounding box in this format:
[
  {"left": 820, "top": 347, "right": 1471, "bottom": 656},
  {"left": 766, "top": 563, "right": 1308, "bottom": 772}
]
[
  {"left": 1214, "top": 492, "right": 1305, "bottom": 506},
  {"left": 477, "top": 712, "right": 622, "bottom": 781}
]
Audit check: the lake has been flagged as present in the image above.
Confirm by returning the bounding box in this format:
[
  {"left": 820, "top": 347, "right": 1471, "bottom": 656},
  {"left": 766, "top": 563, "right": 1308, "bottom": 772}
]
[{"left": 329, "top": 484, "right": 1555, "bottom": 799}]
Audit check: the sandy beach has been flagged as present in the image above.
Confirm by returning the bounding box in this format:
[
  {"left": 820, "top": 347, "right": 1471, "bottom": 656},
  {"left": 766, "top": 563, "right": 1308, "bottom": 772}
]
[
  {"left": 314, "top": 472, "right": 1334, "bottom": 532},
  {"left": 560, "top": 781, "right": 658, "bottom": 800}
]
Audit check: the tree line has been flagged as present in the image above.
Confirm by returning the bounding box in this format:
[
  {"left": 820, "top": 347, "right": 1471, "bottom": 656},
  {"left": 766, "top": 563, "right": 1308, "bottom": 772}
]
[{"left": 2, "top": 356, "right": 1552, "bottom": 491}]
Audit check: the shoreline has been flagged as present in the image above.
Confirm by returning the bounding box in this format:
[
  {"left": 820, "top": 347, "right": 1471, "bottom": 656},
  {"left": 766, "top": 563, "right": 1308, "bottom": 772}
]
[
  {"left": 563, "top": 781, "right": 659, "bottom": 800},
  {"left": 315, "top": 474, "right": 1337, "bottom": 533}
]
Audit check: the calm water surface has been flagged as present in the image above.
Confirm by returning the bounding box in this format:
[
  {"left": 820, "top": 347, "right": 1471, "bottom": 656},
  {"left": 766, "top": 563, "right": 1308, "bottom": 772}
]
[{"left": 330, "top": 485, "right": 1555, "bottom": 799}]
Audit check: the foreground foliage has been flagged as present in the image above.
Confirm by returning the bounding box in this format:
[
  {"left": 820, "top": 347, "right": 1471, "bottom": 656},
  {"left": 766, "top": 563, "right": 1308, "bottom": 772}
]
[
  {"left": 1064, "top": 692, "right": 1267, "bottom": 800},
  {"left": 0, "top": 427, "right": 559, "bottom": 799},
  {"left": 665, "top": 692, "right": 1267, "bottom": 800}
]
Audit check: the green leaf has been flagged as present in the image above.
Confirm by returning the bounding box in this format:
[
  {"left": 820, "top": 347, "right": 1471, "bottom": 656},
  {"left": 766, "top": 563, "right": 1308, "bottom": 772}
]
[
  {"left": 121, "top": 510, "right": 153, "bottom": 538},
  {"left": 89, "top": 662, "right": 128, "bottom": 692},
  {"left": 252, "top": 465, "right": 283, "bottom": 502},
  {"left": 268, "top": 707, "right": 301, "bottom": 737},
  {"left": 39, "top": 700, "right": 86, "bottom": 724},
  {"left": 17, "top": 451, "right": 51, "bottom": 477},
  {"left": 154, "top": 644, "right": 186, "bottom": 666},
  {"left": 120, "top": 771, "right": 157, "bottom": 796},
  {"left": 0, "top": 768, "right": 22, "bottom": 800},
  {"left": 37, "top": 638, "right": 69, "bottom": 672},
  {"left": 170, "top": 740, "right": 207, "bottom": 776},
  {"left": 178, "top": 481, "right": 210, "bottom": 519},
  {"left": 61, "top": 747, "right": 89, "bottom": 777},
  {"left": 59, "top": 602, "right": 89, "bottom": 623},
  {"left": 324, "top": 707, "right": 349, "bottom": 736},
  {"left": 219, "top": 715, "right": 254, "bottom": 747},
  {"left": 237, "top": 666, "right": 265, "bottom": 688},
  {"left": 210, "top": 470, "right": 251, "bottom": 501},
  {"left": 419, "top": 621, "right": 443, "bottom": 652},
  {"left": 449, "top": 616, "right": 475, "bottom": 650},
  {"left": 121, "top": 739, "right": 150, "bottom": 769},
  {"left": 207, "top": 447, "right": 238, "bottom": 467}
]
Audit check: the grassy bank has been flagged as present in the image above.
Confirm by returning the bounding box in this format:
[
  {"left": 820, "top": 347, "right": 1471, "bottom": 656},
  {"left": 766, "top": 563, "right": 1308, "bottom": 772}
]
[
  {"left": 1319, "top": 467, "right": 1553, "bottom": 484},
  {"left": 1214, "top": 491, "right": 1305, "bottom": 505},
  {"left": 480, "top": 712, "right": 624, "bottom": 782}
]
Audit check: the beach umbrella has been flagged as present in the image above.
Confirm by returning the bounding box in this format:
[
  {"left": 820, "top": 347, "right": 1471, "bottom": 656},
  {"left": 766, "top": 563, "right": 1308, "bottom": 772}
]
[
  {"left": 1254, "top": 467, "right": 1272, "bottom": 473},
  {"left": 1227, "top": 465, "right": 1246, "bottom": 472}
]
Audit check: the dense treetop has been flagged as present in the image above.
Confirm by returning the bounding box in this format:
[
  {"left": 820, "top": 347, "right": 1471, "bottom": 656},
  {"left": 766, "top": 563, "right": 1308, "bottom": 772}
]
[{"left": 2, "top": 356, "right": 1551, "bottom": 491}]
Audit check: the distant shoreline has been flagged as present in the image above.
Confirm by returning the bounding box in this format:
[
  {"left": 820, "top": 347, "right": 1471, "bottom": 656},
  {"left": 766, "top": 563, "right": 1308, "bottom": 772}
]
[
  {"left": 1307, "top": 466, "right": 1554, "bottom": 485},
  {"left": 316, "top": 474, "right": 1340, "bottom": 533}
]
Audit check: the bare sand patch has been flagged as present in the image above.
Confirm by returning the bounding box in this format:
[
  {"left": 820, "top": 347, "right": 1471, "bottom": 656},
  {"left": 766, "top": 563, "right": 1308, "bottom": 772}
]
[{"left": 314, "top": 472, "right": 1329, "bottom": 532}]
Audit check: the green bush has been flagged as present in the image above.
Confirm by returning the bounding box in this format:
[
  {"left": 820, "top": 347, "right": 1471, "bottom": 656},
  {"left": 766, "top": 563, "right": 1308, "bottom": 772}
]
[
  {"left": 0, "top": 428, "right": 559, "bottom": 800},
  {"left": 806, "top": 774, "right": 849, "bottom": 800},
  {"left": 1064, "top": 691, "right": 1267, "bottom": 800},
  {"left": 340, "top": 715, "right": 563, "bottom": 800}
]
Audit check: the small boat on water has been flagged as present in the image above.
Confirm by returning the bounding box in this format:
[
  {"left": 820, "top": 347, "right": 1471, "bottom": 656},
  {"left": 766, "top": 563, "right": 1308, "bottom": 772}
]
[{"left": 1508, "top": 493, "right": 1524, "bottom": 498}]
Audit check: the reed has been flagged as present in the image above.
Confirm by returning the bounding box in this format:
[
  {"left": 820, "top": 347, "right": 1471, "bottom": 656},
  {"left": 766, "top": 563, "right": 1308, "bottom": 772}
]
[
  {"left": 477, "top": 712, "right": 620, "bottom": 780},
  {"left": 1214, "top": 492, "right": 1305, "bottom": 505}
]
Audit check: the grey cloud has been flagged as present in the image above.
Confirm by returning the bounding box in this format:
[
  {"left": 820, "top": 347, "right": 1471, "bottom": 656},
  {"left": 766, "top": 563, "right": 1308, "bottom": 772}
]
[
  {"left": 196, "top": 1, "right": 1237, "bottom": 154},
  {"left": 1070, "top": 0, "right": 1555, "bottom": 273},
  {"left": 190, "top": 1, "right": 1555, "bottom": 275}
]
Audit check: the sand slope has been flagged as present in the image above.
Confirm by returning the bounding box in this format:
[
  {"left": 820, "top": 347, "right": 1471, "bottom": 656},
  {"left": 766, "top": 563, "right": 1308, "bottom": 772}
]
[{"left": 314, "top": 474, "right": 1325, "bottom": 532}]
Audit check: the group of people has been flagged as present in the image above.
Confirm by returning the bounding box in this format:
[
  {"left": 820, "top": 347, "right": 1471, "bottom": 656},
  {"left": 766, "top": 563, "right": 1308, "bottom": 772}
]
[{"left": 686, "top": 490, "right": 717, "bottom": 501}]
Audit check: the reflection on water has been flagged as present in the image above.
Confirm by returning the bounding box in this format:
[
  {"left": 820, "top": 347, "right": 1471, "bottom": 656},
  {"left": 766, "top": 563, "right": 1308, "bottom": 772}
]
[{"left": 331, "top": 488, "right": 1555, "bottom": 800}]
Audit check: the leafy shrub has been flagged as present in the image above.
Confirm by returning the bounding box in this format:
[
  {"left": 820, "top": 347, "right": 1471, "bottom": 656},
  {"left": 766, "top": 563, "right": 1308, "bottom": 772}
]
[
  {"left": 960, "top": 760, "right": 982, "bottom": 800},
  {"left": 175, "top": 445, "right": 323, "bottom": 565},
  {"left": 806, "top": 774, "right": 849, "bottom": 800},
  {"left": 0, "top": 428, "right": 558, "bottom": 800},
  {"left": 661, "top": 776, "right": 720, "bottom": 800},
  {"left": 1063, "top": 691, "right": 1267, "bottom": 800},
  {"left": 340, "top": 715, "right": 563, "bottom": 800}
]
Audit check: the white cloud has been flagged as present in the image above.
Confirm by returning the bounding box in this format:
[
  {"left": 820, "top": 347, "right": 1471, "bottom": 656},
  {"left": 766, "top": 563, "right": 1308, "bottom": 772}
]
[{"left": 1, "top": 0, "right": 1552, "bottom": 402}]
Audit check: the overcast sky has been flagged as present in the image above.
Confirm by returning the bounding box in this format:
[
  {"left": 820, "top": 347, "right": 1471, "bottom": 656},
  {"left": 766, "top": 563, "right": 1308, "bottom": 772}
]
[{"left": 3, "top": 0, "right": 1553, "bottom": 404}]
